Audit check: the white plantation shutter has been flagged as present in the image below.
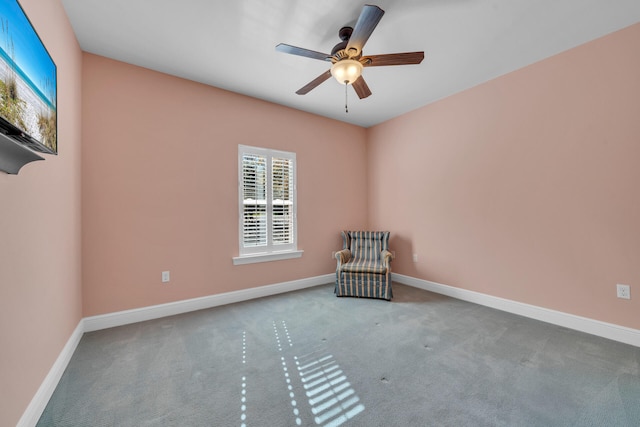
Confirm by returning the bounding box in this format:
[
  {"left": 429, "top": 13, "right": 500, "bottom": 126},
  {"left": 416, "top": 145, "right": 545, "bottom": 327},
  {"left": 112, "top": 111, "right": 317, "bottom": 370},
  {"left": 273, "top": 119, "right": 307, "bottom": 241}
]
[
  {"left": 239, "top": 146, "right": 296, "bottom": 256},
  {"left": 272, "top": 156, "right": 294, "bottom": 246},
  {"left": 242, "top": 153, "right": 267, "bottom": 248}
]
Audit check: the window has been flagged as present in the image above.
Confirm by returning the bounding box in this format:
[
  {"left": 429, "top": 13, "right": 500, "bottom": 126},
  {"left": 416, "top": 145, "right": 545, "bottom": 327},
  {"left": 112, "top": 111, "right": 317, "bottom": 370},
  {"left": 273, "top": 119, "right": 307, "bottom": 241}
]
[{"left": 234, "top": 145, "right": 302, "bottom": 265}]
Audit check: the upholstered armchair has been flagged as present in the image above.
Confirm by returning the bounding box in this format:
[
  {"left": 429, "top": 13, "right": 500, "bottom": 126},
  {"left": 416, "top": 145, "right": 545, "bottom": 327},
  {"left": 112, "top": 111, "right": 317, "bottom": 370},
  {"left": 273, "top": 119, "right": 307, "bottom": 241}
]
[{"left": 334, "top": 231, "right": 394, "bottom": 300}]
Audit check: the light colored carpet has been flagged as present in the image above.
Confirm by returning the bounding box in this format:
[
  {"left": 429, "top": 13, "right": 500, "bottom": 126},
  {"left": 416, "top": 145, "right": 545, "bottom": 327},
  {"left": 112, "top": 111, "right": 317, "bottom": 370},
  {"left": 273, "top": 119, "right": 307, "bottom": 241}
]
[{"left": 38, "top": 283, "right": 640, "bottom": 426}]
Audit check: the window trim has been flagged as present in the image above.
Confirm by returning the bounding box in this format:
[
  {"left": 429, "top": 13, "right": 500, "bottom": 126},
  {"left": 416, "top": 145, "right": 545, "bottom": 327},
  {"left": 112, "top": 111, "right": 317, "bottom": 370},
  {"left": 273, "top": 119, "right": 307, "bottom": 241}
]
[
  {"left": 232, "top": 249, "right": 304, "bottom": 266},
  {"left": 235, "top": 145, "right": 301, "bottom": 264}
]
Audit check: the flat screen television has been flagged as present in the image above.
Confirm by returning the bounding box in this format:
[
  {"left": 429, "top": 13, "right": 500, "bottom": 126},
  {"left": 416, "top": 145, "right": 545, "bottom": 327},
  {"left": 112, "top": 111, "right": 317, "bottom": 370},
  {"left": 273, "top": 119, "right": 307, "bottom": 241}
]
[{"left": 0, "top": 0, "right": 56, "bottom": 155}]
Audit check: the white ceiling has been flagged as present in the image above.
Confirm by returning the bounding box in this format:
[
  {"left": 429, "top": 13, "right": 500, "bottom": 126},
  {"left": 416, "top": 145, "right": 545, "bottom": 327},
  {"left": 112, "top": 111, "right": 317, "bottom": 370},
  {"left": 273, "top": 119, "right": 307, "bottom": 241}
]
[{"left": 61, "top": 0, "right": 640, "bottom": 128}]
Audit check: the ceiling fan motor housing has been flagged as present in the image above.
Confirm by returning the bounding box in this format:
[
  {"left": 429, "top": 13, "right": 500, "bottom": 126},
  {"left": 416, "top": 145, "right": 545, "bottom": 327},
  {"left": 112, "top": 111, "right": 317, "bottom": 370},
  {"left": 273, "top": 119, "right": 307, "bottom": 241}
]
[{"left": 331, "top": 26, "right": 354, "bottom": 57}]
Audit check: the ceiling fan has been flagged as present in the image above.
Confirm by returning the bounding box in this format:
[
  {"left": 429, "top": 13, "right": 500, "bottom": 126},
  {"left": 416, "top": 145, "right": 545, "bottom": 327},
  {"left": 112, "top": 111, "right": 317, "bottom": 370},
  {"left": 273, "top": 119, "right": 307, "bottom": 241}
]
[{"left": 276, "top": 4, "right": 424, "bottom": 102}]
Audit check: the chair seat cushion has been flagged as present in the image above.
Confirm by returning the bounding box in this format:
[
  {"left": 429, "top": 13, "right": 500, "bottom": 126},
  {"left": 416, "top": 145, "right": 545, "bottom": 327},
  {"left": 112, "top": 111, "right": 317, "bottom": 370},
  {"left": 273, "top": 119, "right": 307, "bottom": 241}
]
[{"left": 340, "top": 260, "right": 387, "bottom": 274}]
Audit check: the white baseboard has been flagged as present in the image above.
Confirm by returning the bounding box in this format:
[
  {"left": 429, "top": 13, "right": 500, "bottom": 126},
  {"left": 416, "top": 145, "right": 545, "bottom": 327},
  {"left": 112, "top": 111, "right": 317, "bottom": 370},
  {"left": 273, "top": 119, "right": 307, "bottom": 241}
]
[
  {"left": 17, "top": 321, "right": 84, "bottom": 427},
  {"left": 84, "top": 274, "right": 334, "bottom": 332},
  {"left": 393, "top": 273, "right": 640, "bottom": 348}
]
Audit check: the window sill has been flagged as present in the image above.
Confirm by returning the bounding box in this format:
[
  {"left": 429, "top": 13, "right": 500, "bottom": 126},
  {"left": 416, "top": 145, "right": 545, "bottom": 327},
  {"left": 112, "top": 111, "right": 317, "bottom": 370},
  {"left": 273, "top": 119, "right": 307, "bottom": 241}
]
[{"left": 233, "top": 250, "right": 304, "bottom": 265}]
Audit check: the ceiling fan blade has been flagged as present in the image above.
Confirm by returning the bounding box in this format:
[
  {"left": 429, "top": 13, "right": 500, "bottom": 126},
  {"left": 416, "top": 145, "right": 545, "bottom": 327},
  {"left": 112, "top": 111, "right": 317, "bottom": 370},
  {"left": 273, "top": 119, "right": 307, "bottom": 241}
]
[
  {"left": 276, "top": 43, "right": 331, "bottom": 61},
  {"left": 362, "top": 52, "right": 425, "bottom": 67},
  {"left": 352, "top": 76, "right": 372, "bottom": 99},
  {"left": 296, "top": 70, "right": 332, "bottom": 95},
  {"left": 345, "top": 5, "right": 385, "bottom": 57}
]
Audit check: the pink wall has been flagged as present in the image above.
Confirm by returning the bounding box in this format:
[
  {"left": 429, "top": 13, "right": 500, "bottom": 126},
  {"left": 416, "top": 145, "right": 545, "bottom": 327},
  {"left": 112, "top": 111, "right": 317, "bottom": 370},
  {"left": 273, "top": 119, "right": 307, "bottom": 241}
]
[
  {"left": 368, "top": 23, "right": 640, "bottom": 329},
  {"left": 81, "top": 53, "right": 368, "bottom": 316},
  {"left": 0, "top": 0, "right": 83, "bottom": 425}
]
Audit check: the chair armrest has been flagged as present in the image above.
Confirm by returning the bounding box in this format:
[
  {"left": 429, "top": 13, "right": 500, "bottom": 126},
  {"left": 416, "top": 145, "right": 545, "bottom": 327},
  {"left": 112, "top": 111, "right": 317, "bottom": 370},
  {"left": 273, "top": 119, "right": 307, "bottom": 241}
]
[
  {"left": 335, "top": 249, "right": 351, "bottom": 265},
  {"left": 381, "top": 250, "right": 394, "bottom": 268}
]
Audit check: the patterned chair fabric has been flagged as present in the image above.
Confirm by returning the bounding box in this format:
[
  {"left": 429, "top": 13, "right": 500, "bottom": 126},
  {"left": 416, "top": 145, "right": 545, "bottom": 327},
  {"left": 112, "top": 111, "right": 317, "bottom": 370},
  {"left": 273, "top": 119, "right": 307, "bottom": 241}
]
[{"left": 335, "top": 231, "right": 393, "bottom": 300}]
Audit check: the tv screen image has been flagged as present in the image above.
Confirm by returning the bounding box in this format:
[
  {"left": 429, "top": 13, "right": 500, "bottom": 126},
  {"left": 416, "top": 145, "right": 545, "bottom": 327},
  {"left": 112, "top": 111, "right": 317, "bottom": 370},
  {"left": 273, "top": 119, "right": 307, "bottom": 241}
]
[{"left": 0, "top": 0, "right": 56, "bottom": 154}]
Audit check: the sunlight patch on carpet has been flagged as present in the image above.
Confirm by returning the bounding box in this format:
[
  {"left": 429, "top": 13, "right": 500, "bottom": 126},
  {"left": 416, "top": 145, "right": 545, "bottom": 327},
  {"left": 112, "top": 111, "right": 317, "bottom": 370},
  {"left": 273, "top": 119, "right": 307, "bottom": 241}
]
[
  {"left": 296, "top": 350, "right": 365, "bottom": 426},
  {"left": 239, "top": 320, "right": 365, "bottom": 426}
]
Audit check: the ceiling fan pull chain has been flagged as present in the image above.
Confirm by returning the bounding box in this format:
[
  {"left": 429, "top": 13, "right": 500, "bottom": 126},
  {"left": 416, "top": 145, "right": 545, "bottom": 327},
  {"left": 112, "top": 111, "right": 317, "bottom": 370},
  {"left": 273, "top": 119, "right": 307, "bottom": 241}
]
[{"left": 344, "top": 82, "right": 349, "bottom": 113}]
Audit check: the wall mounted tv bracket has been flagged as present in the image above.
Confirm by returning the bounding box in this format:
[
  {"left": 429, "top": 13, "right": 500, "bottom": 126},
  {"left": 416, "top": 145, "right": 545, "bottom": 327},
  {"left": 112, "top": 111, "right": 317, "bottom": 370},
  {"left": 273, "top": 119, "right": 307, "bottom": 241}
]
[{"left": 0, "top": 132, "right": 45, "bottom": 174}]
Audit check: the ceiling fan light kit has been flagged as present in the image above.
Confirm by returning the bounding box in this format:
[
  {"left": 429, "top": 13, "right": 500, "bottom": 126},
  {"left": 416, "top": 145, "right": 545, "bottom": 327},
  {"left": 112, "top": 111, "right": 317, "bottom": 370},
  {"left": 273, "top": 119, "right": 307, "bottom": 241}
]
[
  {"left": 276, "top": 4, "right": 425, "bottom": 108},
  {"left": 331, "top": 59, "right": 363, "bottom": 85}
]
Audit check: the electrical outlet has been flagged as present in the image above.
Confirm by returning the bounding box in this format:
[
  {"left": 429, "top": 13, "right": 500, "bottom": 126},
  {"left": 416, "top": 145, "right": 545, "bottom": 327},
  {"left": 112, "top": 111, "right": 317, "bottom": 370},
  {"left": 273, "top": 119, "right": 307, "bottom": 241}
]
[
  {"left": 162, "top": 271, "right": 170, "bottom": 283},
  {"left": 412, "top": 253, "right": 418, "bottom": 263},
  {"left": 616, "top": 284, "right": 630, "bottom": 300}
]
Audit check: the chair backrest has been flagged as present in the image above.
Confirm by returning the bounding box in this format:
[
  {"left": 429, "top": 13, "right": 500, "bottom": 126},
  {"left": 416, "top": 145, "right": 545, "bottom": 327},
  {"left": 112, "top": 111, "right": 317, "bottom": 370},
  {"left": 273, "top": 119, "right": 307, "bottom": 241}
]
[{"left": 341, "top": 231, "right": 390, "bottom": 261}]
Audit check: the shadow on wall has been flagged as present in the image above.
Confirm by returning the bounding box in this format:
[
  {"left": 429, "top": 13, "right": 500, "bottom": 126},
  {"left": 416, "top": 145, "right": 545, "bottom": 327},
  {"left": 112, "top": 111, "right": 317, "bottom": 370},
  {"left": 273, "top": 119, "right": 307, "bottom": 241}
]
[{"left": 389, "top": 233, "right": 416, "bottom": 274}]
